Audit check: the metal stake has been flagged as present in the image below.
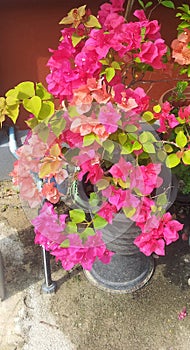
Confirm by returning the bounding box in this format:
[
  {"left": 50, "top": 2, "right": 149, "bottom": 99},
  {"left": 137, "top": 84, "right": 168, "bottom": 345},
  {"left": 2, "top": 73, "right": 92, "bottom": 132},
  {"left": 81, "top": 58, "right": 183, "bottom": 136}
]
[{"left": 41, "top": 247, "right": 57, "bottom": 293}]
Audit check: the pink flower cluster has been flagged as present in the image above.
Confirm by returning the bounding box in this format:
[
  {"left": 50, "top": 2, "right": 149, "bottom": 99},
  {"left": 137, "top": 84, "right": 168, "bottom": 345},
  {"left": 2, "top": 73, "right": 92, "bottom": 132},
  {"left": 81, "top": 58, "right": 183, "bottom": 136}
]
[
  {"left": 154, "top": 101, "right": 179, "bottom": 132},
  {"left": 33, "top": 202, "right": 114, "bottom": 270},
  {"left": 134, "top": 212, "right": 183, "bottom": 256},
  {"left": 171, "top": 29, "right": 190, "bottom": 65},
  {"left": 46, "top": 1, "right": 167, "bottom": 103}
]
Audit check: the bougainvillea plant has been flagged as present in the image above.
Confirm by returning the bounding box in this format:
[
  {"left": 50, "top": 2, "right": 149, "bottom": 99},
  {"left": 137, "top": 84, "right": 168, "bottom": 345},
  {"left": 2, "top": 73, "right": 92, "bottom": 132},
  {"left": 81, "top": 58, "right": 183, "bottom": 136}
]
[{"left": 3, "top": 0, "right": 190, "bottom": 271}]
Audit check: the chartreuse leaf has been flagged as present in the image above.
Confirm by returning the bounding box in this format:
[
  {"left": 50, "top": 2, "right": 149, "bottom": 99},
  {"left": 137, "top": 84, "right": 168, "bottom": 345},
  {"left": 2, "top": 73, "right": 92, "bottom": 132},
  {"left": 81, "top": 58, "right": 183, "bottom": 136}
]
[
  {"left": 111, "top": 61, "right": 121, "bottom": 70},
  {"left": 157, "top": 193, "right": 167, "bottom": 206},
  {"left": 84, "top": 15, "right": 101, "bottom": 28},
  {"left": 166, "top": 153, "right": 180, "bottom": 168},
  {"left": 83, "top": 133, "right": 95, "bottom": 146},
  {"left": 6, "top": 104, "right": 19, "bottom": 123},
  {"left": 34, "top": 122, "right": 50, "bottom": 142},
  {"left": 132, "top": 141, "right": 142, "bottom": 151},
  {"left": 80, "top": 227, "right": 95, "bottom": 240},
  {"left": 142, "top": 111, "right": 154, "bottom": 122},
  {"left": 123, "top": 206, "right": 136, "bottom": 218},
  {"left": 50, "top": 112, "right": 66, "bottom": 137},
  {"left": 164, "top": 144, "right": 173, "bottom": 153},
  {"left": 175, "top": 130, "right": 187, "bottom": 148},
  {"left": 93, "top": 214, "right": 107, "bottom": 229},
  {"left": 36, "top": 83, "right": 53, "bottom": 100},
  {"left": 182, "top": 150, "right": 190, "bottom": 164},
  {"left": 160, "top": 1, "right": 175, "bottom": 9},
  {"left": 121, "top": 143, "right": 133, "bottom": 154},
  {"left": 23, "top": 96, "right": 42, "bottom": 116},
  {"left": 143, "top": 142, "right": 155, "bottom": 153},
  {"left": 6, "top": 96, "right": 18, "bottom": 106},
  {"left": 60, "top": 239, "right": 70, "bottom": 248},
  {"left": 69, "top": 209, "right": 86, "bottom": 223},
  {"left": 139, "top": 131, "right": 156, "bottom": 143},
  {"left": 103, "top": 139, "right": 115, "bottom": 153},
  {"left": 38, "top": 101, "right": 54, "bottom": 120},
  {"left": 89, "top": 193, "right": 99, "bottom": 207},
  {"left": 105, "top": 67, "right": 115, "bottom": 82},
  {"left": 39, "top": 163, "right": 52, "bottom": 178},
  {"left": 118, "top": 133, "right": 128, "bottom": 145},
  {"left": 66, "top": 222, "right": 77, "bottom": 234},
  {"left": 96, "top": 179, "right": 110, "bottom": 190},
  {"left": 125, "top": 125, "right": 137, "bottom": 132},
  {"left": 25, "top": 116, "right": 39, "bottom": 129},
  {"left": 153, "top": 105, "right": 161, "bottom": 113},
  {"left": 72, "top": 34, "right": 86, "bottom": 47},
  {"left": 16, "top": 81, "right": 35, "bottom": 99}
]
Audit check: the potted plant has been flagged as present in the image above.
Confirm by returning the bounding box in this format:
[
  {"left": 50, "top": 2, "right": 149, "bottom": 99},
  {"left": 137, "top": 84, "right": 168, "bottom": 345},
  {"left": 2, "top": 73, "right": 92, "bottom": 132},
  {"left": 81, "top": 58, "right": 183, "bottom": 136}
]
[{"left": 0, "top": 0, "right": 187, "bottom": 293}]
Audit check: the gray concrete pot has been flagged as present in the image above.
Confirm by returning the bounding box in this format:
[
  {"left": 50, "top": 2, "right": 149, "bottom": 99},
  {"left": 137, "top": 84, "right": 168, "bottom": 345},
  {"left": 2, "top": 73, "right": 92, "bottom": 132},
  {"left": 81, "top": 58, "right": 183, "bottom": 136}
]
[{"left": 71, "top": 181, "right": 154, "bottom": 294}]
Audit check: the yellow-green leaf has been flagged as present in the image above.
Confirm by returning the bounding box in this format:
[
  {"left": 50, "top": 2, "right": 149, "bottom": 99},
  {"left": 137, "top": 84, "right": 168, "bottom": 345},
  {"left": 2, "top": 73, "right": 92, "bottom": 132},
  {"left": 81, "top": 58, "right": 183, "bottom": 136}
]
[
  {"left": 166, "top": 153, "right": 180, "bottom": 168},
  {"left": 84, "top": 15, "right": 101, "bottom": 28},
  {"left": 23, "top": 96, "right": 42, "bottom": 117},
  {"left": 182, "top": 150, "right": 190, "bottom": 164},
  {"left": 16, "top": 81, "right": 35, "bottom": 99},
  {"left": 176, "top": 130, "right": 187, "bottom": 148},
  {"left": 123, "top": 206, "right": 136, "bottom": 218}
]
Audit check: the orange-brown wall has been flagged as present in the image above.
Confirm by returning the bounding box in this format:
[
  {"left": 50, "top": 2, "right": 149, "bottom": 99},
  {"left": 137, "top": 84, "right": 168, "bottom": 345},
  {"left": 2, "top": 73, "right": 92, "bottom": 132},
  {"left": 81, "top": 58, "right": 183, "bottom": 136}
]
[{"left": 0, "top": 0, "right": 183, "bottom": 128}]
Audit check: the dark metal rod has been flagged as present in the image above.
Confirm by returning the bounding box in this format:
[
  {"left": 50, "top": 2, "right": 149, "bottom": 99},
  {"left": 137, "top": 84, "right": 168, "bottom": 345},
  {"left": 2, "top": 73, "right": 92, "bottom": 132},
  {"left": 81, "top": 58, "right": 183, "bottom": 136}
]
[{"left": 42, "top": 247, "right": 57, "bottom": 293}]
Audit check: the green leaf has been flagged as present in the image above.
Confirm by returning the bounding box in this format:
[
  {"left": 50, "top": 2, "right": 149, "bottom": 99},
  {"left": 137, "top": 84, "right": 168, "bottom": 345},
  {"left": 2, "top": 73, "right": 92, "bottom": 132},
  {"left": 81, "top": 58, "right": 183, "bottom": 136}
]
[
  {"left": 111, "top": 61, "right": 121, "bottom": 70},
  {"left": 143, "top": 142, "right": 155, "bottom": 153},
  {"left": 16, "top": 81, "right": 35, "bottom": 99},
  {"left": 38, "top": 101, "right": 54, "bottom": 120},
  {"left": 164, "top": 144, "right": 173, "bottom": 153},
  {"left": 93, "top": 215, "right": 107, "bottom": 229},
  {"left": 60, "top": 239, "right": 70, "bottom": 248},
  {"left": 105, "top": 67, "right": 115, "bottom": 82},
  {"left": 123, "top": 206, "right": 136, "bottom": 218},
  {"left": 143, "top": 110, "right": 155, "bottom": 121},
  {"left": 84, "top": 15, "right": 101, "bottom": 28},
  {"left": 138, "top": 0, "right": 145, "bottom": 9},
  {"left": 160, "top": 1, "right": 175, "bottom": 9},
  {"left": 153, "top": 105, "right": 161, "bottom": 113},
  {"left": 80, "top": 227, "right": 95, "bottom": 240},
  {"left": 69, "top": 209, "right": 86, "bottom": 223},
  {"left": 157, "top": 193, "right": 167, "bottom": 206},
  {"left": 103, "top": 139, "right": 115, "bottom": 153},
  {"left": 66, "top": 222, "right": 77, "bottom": 234},
  {"left": 157, "top": 150, "right": 167, "bottom": 161},
  {"left": 125, "top": 125, "right": 137, "bottom": 132},
  {"left": 118, "top": 133, "right": 128, "bottom": 145},
  {"left": 83, "top": 133, "right": 95, "bottom": 146},
  {"left": 176, "top": 130, "right": 187, "bottom": 148},
  {"left": 139, "top": 131, "right": 156, "bottom": 143},
  {"left": 50, "top": 112, "right": 66, "bottom": 137},
  {"left": 145, "top": 1, "right": 153, "bottom": 9},
  {"left": 121, "top": 143, "right": 133, "bottom": 154},
  {"left": 34, "top": 122, "right": 50, "bottom": 143},
  {"left": 68, "top": 105, "right": 80, "bottom": 118},
  {"left": 71, "top": 34, "right": 86, "bottom": 47},
  {"left": 23, "top": 96, "right": 42, "bottom": 117},
  {"left": 166, "top": 153, "right": 180, "bottom": 168},
  {"left": 36, "top": 83, "right": 53, "bottom": 100},
  {"left": 132, "top": 141, "right": 142, "bottom": 151},
  {"left": 6, "top": 104, "right": 19, "bottom": 123},
  {"left": 96, "top": 179, "right": 110, "bottom": 190},
  {"left": 182, "top": 150, "right": 190, "bottom": 165},
  {"left": 6, "top": 96, "right": 18, "bottom": 106},
  {"left": 89, "top": 193, "right": 99, "bottom": 207},
  {"left": 25, "top": 116, "right": 38, "bottom": 129}
]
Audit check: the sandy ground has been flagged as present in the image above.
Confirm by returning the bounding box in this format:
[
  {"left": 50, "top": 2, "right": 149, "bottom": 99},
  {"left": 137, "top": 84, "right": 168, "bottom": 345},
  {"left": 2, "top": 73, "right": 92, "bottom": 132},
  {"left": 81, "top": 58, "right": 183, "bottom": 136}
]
[{"left": 0, "top": 180, "right": 190, "bottom": 350}]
